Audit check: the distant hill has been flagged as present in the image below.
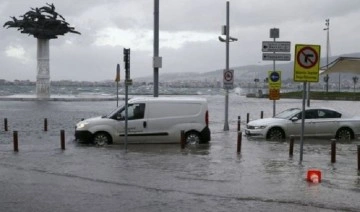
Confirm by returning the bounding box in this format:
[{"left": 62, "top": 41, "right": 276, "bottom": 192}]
[{"left": 136, "top": 52, "right": 360, "bottom": 83}]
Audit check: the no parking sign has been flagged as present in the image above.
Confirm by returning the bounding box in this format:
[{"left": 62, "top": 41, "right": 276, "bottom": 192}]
[{"left": 223, "top": 69, "right": 234, "bottom": 89}]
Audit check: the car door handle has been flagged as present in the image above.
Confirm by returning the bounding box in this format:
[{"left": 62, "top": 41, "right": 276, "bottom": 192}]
[{"left": 143, "top": 121, "right": 147, "bottom": 128}]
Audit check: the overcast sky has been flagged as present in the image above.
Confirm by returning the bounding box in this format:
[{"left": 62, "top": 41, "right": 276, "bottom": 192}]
[{"left": 1, "top": 0, "right": 360, "bottom": 81}]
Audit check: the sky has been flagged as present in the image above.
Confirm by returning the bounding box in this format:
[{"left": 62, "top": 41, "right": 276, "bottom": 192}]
[{"left": 1, "top": 0, "right": 360, "bottom": 81}]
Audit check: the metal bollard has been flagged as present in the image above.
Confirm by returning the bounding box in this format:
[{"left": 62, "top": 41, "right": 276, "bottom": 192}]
[
  {"left": 237, "top": 116, "right": 241, "bottom": 131},
  {"left": 246, "top": 113, "right": 250, "bottom": 124},
  {"left": 60, "top": 130, "right": 65, "bottom": 150},
  {"left": 44, "top": 118, "right": 48, "bottom": 131},
  {"left": 237, "top": 131, "right": 242, "bottom": 153},
  {"left": 4, "top": 118, "right": 8, "bottom": 131},
  {"left": 13, "top": 131, "right": 18, "bottom": 152},
  {"left": 261, "top": 111, "right": 264, "bottom": 119},
  {"left": 357, "top": 145, "right": 360, "bottom": 170},
  {"left": 331, "top": 139, "right": 336, "bottom": 163},
  {"left": 180, "top": 130, "right": 185, "bottom": 149},
  {"left": 289, "top": 135, "right": 294, "bottom": 157}
]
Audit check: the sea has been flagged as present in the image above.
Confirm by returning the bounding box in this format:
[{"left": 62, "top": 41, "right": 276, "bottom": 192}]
[{"left": 0, "top": 84, "right": 360, "bottom": 211}]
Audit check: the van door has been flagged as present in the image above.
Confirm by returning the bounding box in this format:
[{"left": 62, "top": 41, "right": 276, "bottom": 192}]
[{"left": 115, "top": 103, "right": 147, "bottom": 143}]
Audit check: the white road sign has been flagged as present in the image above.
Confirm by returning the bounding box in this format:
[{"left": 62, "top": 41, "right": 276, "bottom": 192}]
[
  {"left": 263, "top": 53, "right": 291, "bottom": 61},
  {"left": 262, "top": 41, "right": 291, "bottom": 52},
  {"left": 223, "top": 69, "right": 234, "bottom": 89}
]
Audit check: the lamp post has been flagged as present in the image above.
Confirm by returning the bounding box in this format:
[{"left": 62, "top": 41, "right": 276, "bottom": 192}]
[
  {"left": 219, "top": 1, "right": 237, "bottom": 131},
  {"left": 323, "top": 19, "right": 330, "bottom": 92}
]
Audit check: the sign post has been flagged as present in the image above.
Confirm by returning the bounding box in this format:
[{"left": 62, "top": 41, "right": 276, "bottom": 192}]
[
  {"left": 123, "top": 48, "right": 131, "bottom": 151},
  {"left": 262, "top": 28, "right": 291, "bottom": 116},
  {"left": 294, "top": 44, "right": 321, "bottom": 163}
]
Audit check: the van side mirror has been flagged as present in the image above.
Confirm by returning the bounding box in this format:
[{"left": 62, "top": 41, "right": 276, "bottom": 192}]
[{"left": 116, "top": 113, "right": 122, "bottom": 120}]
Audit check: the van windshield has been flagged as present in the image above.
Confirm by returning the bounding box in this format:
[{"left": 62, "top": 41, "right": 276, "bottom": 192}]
[{"left": 106, "top": 103, "right": 125, "bottom": 118}]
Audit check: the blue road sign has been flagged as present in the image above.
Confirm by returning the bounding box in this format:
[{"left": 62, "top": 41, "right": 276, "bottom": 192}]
[{"left": 268, "top": 71, "right": 281, "bottom": 89}]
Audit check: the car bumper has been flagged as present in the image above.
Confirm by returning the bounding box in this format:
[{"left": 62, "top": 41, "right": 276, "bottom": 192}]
[{"left": 244, "top": 129, "right": 266, "bottom": 138}]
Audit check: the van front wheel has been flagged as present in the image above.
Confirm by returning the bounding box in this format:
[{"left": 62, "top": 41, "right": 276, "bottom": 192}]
[
  {"left": 185, "top": 131, "right": 201, "bottom": 145},
  {"left": 93, "top": 132, "right": 112, "bottom": 146}
]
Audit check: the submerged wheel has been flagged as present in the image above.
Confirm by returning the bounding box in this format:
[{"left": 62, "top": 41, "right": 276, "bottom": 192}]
[
  {"left": 336, "top": 128, "right": 353, "bottom": 140},
  {"left": 266, "top": 127, "right": 285, "bottom": 141},
  {"left": 93, "top": 132, "right": 112, "bottom": 146},
  {"left": 185, "top": 131, "right": 201, "bottom": 145}
]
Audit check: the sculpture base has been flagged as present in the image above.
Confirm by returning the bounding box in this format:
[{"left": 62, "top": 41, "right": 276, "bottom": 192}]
[{"left": 36, "top": 39, "right": 50, "bottom": 99}]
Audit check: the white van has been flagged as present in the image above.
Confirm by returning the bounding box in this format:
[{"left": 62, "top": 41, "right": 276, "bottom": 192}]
[{"left": 75, "top": 97, "right": 211, "bottom": 145}]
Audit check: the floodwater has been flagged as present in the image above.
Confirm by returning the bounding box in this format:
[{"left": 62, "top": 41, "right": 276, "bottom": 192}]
[{"left": 0, "top": 94, "right": 360, "bottom": 212}]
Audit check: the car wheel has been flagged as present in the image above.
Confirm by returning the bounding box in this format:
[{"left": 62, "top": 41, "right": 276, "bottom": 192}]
[
  {"left": 185, "top": 131, "right": 201, "bottom": 145},
  {"left": 336, "top": 128, "right": 353, "bottom": 140},
  {"left": 93, "top": 132, "right": 112, "bottom": 146},
  {"left": 266, "top": 127, "right": 285, "bottom": 141}
]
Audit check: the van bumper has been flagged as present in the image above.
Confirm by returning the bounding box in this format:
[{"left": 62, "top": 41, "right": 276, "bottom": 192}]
[
  {"left": 200, "top": 127, "right": 211, "bottom": 143},
  {"left": 75, "top": 130, "right": 93, "bottom": 142}
]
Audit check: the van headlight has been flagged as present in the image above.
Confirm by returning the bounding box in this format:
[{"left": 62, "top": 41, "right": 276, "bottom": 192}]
[{"left": 76, "top": 122, "right": 88, "bottom": 129}]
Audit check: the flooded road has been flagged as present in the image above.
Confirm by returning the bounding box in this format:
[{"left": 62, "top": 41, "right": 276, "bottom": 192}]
[{"left": 0, "top": 95, "right": 360, "bottom": 211}]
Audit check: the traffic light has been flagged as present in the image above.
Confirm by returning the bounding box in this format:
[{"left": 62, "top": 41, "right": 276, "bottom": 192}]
[
  {"left": 123, "top": 48, "right": 130, "bottom": 80},
  {"left": 123, "top": 48, "right": 130, "bottom": 70}
]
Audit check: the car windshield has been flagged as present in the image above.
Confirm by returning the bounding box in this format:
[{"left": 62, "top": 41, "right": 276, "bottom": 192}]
[{"left": 274, "top": 108, "right": 301, "bottom": 119}]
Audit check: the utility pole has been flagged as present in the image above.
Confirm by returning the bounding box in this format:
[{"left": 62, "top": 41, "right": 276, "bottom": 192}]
[
  {"left": 153, "top": 0, "right": 162, "bottom": 97},
  {"left": 224, "top": 1, "right": 230, "bottom": 131},
  {"left": 219, "top": 1, "right": 237, "bottom": 131}
]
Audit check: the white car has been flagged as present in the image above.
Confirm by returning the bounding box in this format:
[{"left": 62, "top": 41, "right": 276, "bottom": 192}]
[{"left": 245, "top": 107, "right": 360, "bottom": 140}]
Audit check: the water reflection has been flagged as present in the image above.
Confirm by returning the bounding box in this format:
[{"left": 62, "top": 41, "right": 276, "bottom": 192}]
[{"left": 75, "top": 141, "right": 211, "bottom": 156}]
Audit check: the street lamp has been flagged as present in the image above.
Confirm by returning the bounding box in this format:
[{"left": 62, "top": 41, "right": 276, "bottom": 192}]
[
  {"left": 323, "top": 19, "right": 330, "bottom": 92},
  {"left": 219, "top": 1, "right": 237, "bottom": 131}
]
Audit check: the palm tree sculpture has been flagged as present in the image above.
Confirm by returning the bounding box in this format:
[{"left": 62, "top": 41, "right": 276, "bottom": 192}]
[{"left": 3, "top": 3, "right": 80, "bottom": 98}]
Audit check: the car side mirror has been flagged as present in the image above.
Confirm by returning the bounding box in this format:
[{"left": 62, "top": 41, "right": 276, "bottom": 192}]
[{"left": 290, "top": 117, "right": 299, "bottom": 122}]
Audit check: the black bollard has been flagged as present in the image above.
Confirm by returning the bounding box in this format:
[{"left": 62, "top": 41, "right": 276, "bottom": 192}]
[
  {"left": 331, "top": 139, "right": 336, "bottom": 163},
  {"left": 261, "top": 111, "right": 264, "bottom": 119},
  {"left": 180, "top": 130, "right": 185, "bottom": 149},
  {"left": 237, "top": 131, "right": 242, "bottom": 153},
  {"left": 237, "top": 116, "right": 241, "bottom": 131},
  {"left": 4, "top": 118, "right": 8, "bottom": 131},
  {"left": 246, "top": 113, "right": 250, "bottom": 124},
  {"left": 289, "top": 135, "right": 294, "bottom": 157},
  {"left": 60, "top": 130, "right": 65, "bottom": 150},
  {"left": 13, "top": 131, "right": 18, "bottom": 152},
  {"left": 44, "top": 118, "right": 48, "bottom": 131},
  {"left": 357, "top": 145, "right": 360, "bottom": 170}
]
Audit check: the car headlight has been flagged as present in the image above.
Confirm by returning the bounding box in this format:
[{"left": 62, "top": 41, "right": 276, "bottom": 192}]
[
  {"left": 253, "top": 125, "right": 266, "bottom": 129},
  {"left": 76, "top": 122, "right": 88, "bottom": 129}
]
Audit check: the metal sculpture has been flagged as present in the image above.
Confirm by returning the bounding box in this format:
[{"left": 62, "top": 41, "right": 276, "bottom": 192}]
[
  {"left": 4, "top": 3, "right": 80, "bottom": 39},
  {"left": 3, "top": 3, "right": 80, "bottom": 99}
]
